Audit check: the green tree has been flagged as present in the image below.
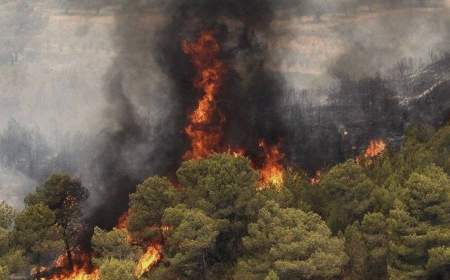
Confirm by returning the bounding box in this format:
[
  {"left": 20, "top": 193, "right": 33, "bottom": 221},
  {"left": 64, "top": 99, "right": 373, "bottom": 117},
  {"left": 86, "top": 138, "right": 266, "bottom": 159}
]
[
  {"left": 99, "top": 258, "right": 136, "bottom": 280},
  {"left": 235, "top": 201, "right": 347, "bottom": 280},
  {"left": 176, "top": 154, "right": 262, "bottom": 260},
  {"left": 128, "top": 176, "right": 179, "bottom": 242},
  {"left": 389, "top": 125, "right": 435, "bottom": 183},
  {"left": 344, "top": 223, "right": 367, "bottom": 280},
  {"left": 0, "top": 202, "right": 14, "bottom": 255},
  {"left": 402, "top": 165, "right": 450, "bottom": 224},
  {"left": 387, "top": 165, "right": 450, "bottom": 279},
  {"left": 25, "top": 174, "right": 88, "bottom": 269},
  {"left": 0, "top": 265, "right": 8, "bottom": 280},
  {"left": 0, "top": 201, "right": 27, "bottom": 275},
  {"left": 426, "top": 246, "right": 450, "bottom": 279},
  {"left": 428, "top": 124, "right": 450, "bottom": 174},
  {"left": 0, "top": 249, "right": 27, "bottom": 275},
  {"left": 360, "top": 213, "right": 388, "bottom": 279},
  {"left": 264, "top": 270, "right": 279, "bottom": 280},
  {"left": 387, "top": 201, "right": 427, "bottom": 279},
  {"left": 159, "top": 205, "right": 220, "bottom": 280},
  {"left": 0, "top": 201, "right": 15, "bottom": 229},
  {"left": 91, "top": 227, "right": 140, "bottom": 262},
  {"left": 317, "top": 160, "right": 378, "bottom": 233},
  {"left": 13, "top": 203, "right": 63, "bottom": 265},
  {"left": 345, "top": 212, "right": 388, "bottom": 280}
]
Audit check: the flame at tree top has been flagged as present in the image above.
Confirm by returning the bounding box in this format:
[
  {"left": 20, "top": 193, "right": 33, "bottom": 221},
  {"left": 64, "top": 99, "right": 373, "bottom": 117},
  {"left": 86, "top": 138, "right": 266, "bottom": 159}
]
[
  {"left": 258, "top": 140, "right": 285, "bottom": 188},
  {"left": 356, "top": 139, "right": 387, "bottom": 164},
  {"left": 364, "top": 139, "right": 386, "bottom": 158},
  {"left": 116, "top": 211, "right": 129, "bottom": 230},
  {"left": 182, "top": 31, "right": 226, "bottom": 160}
]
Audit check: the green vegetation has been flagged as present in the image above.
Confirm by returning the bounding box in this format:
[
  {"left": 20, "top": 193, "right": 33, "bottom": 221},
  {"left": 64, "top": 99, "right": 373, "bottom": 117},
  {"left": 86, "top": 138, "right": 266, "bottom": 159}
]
[{"left": 2, "top": 123, "right": 450, "bottom": 279}]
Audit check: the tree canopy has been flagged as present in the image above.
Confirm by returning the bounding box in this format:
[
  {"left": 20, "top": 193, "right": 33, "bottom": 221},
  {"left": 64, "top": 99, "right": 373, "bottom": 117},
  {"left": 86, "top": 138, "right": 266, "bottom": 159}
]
[{"left": 4, "top": 124, "right": 450, "bottom": 279}]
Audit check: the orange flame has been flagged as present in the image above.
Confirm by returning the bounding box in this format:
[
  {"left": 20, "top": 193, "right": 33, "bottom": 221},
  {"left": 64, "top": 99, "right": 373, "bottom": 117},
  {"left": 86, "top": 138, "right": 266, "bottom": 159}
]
[
  {"left": 49, "top": 268, "right": 99, "bottom": 280},
  {"left": 258, "top": 140, "right": 285, "bottom": 188},
  {"left": 182, "top": 31, "right": 226, "bottom": 160},
  {"left": 116, "top": 211, "right": 129, "bottom": 230},
  {"left": 135, "top": 244, "right": 162, "bottom": 278},
  {"left": 310, "top": 171, "right": 321, "bottom": 185},
  {"left": 364, "top": 139, "right": 386, "bottom": 158},
  {"left": 46, "top": 252, "right": 99, "bottom": 280}
]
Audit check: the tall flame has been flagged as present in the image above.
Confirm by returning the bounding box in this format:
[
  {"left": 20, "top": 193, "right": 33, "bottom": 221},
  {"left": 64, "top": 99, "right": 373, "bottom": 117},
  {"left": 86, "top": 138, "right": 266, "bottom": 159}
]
[
  {"left": 182, "top": 31, "right": 226, "bottom": 160},
  {"left": 258, "top": 140, "right": 285, "bottom": 188},
  {"left": 135, "top": 244, "right": 162, "bottom": 278}
]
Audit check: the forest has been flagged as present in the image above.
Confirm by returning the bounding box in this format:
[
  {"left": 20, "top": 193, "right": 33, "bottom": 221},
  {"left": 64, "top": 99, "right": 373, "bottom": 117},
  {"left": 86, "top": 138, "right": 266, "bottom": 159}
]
[{"left": 1, "top": 122, "right": 450, "bottom": 280}]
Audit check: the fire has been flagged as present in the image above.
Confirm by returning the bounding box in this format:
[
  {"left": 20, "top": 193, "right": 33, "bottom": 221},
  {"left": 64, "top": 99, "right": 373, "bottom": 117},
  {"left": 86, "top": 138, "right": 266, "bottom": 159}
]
[
  {"left": 356, "top": 139, "right": 387, "bottom": 164},
  {"left": 115, "top": 213, "right": 166, "bottom": 278},
  {"left": 49, "top": 268, "right": 99, "bottom": 280},
  {"left": 135, "top": 244, "right": 162, "bottom": 278},
  {"left": 227, "top": 146, "right": 246, "bottom": 158},
  {"left": 116, "top": 211, "right": 129, "bottom": 230},
  {"left": 364, "top": 139, "right": 386, "bottom": 158},
  {"left": 182, "top": 31, "right": 226, "bottom": 160},
  {"left": 310, "top": 171, "right": 321, "bottom": 185},
  {"left": 258, "top": 140, "right": 285, "bottom": 188},
  {"left": 44, "top": 252, "right": 99, "bottom": 280},
  {"left": 181, "top": 31, "right": 287, "bottom": 186}
]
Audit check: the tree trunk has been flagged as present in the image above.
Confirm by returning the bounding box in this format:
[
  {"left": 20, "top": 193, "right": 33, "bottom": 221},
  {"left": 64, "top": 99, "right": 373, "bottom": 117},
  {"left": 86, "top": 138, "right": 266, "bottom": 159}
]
[
  {"left": 159, "top": 226, "right": 165, "bottom": 245},
  {"left": 202, "top": 251, "right": 207, "bottom": 280},
  {"left": 64, "top": 234, "right": 73, "bottom": 270}
]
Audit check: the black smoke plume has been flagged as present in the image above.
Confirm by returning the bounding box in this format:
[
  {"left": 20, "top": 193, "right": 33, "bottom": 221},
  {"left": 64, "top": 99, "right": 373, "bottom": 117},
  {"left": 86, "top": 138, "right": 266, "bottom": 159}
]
[{"left": 88, "top": 0, "right": 287, "bottom": 228}]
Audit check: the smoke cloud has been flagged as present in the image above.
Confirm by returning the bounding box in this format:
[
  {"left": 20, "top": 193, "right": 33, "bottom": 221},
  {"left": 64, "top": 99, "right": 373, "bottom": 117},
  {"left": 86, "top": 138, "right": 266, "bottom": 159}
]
[{"left": 87, "top": 0, "right": 288, "bottom": 227}]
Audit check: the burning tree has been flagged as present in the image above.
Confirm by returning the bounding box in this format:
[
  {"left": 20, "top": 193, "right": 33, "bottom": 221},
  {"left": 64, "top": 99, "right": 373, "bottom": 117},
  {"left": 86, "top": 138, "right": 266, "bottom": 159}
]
[
  {"left": 91, "top": 227, "right": 140, "bottom": 280},
  {"left": 127, "top": 176, "right": 179, "bottom": 243},
  {"left": 24, "top": 174, "right": 89, "bottom": 272}
]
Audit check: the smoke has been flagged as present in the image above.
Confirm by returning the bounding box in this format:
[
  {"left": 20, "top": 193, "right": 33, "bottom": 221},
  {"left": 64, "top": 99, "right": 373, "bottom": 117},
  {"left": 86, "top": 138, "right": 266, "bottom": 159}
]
[
  {"left": 86, "top": 0, "right": 288, "bottom": 227},
  {"left": 0, "top": 166, "right": 36, "bottom": 209},
  {"left": 275, "top": 1, "right": 450, "bottom": 92},
  {"left": 273, "top": 1, "right": 450, "bottom": 170}
]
